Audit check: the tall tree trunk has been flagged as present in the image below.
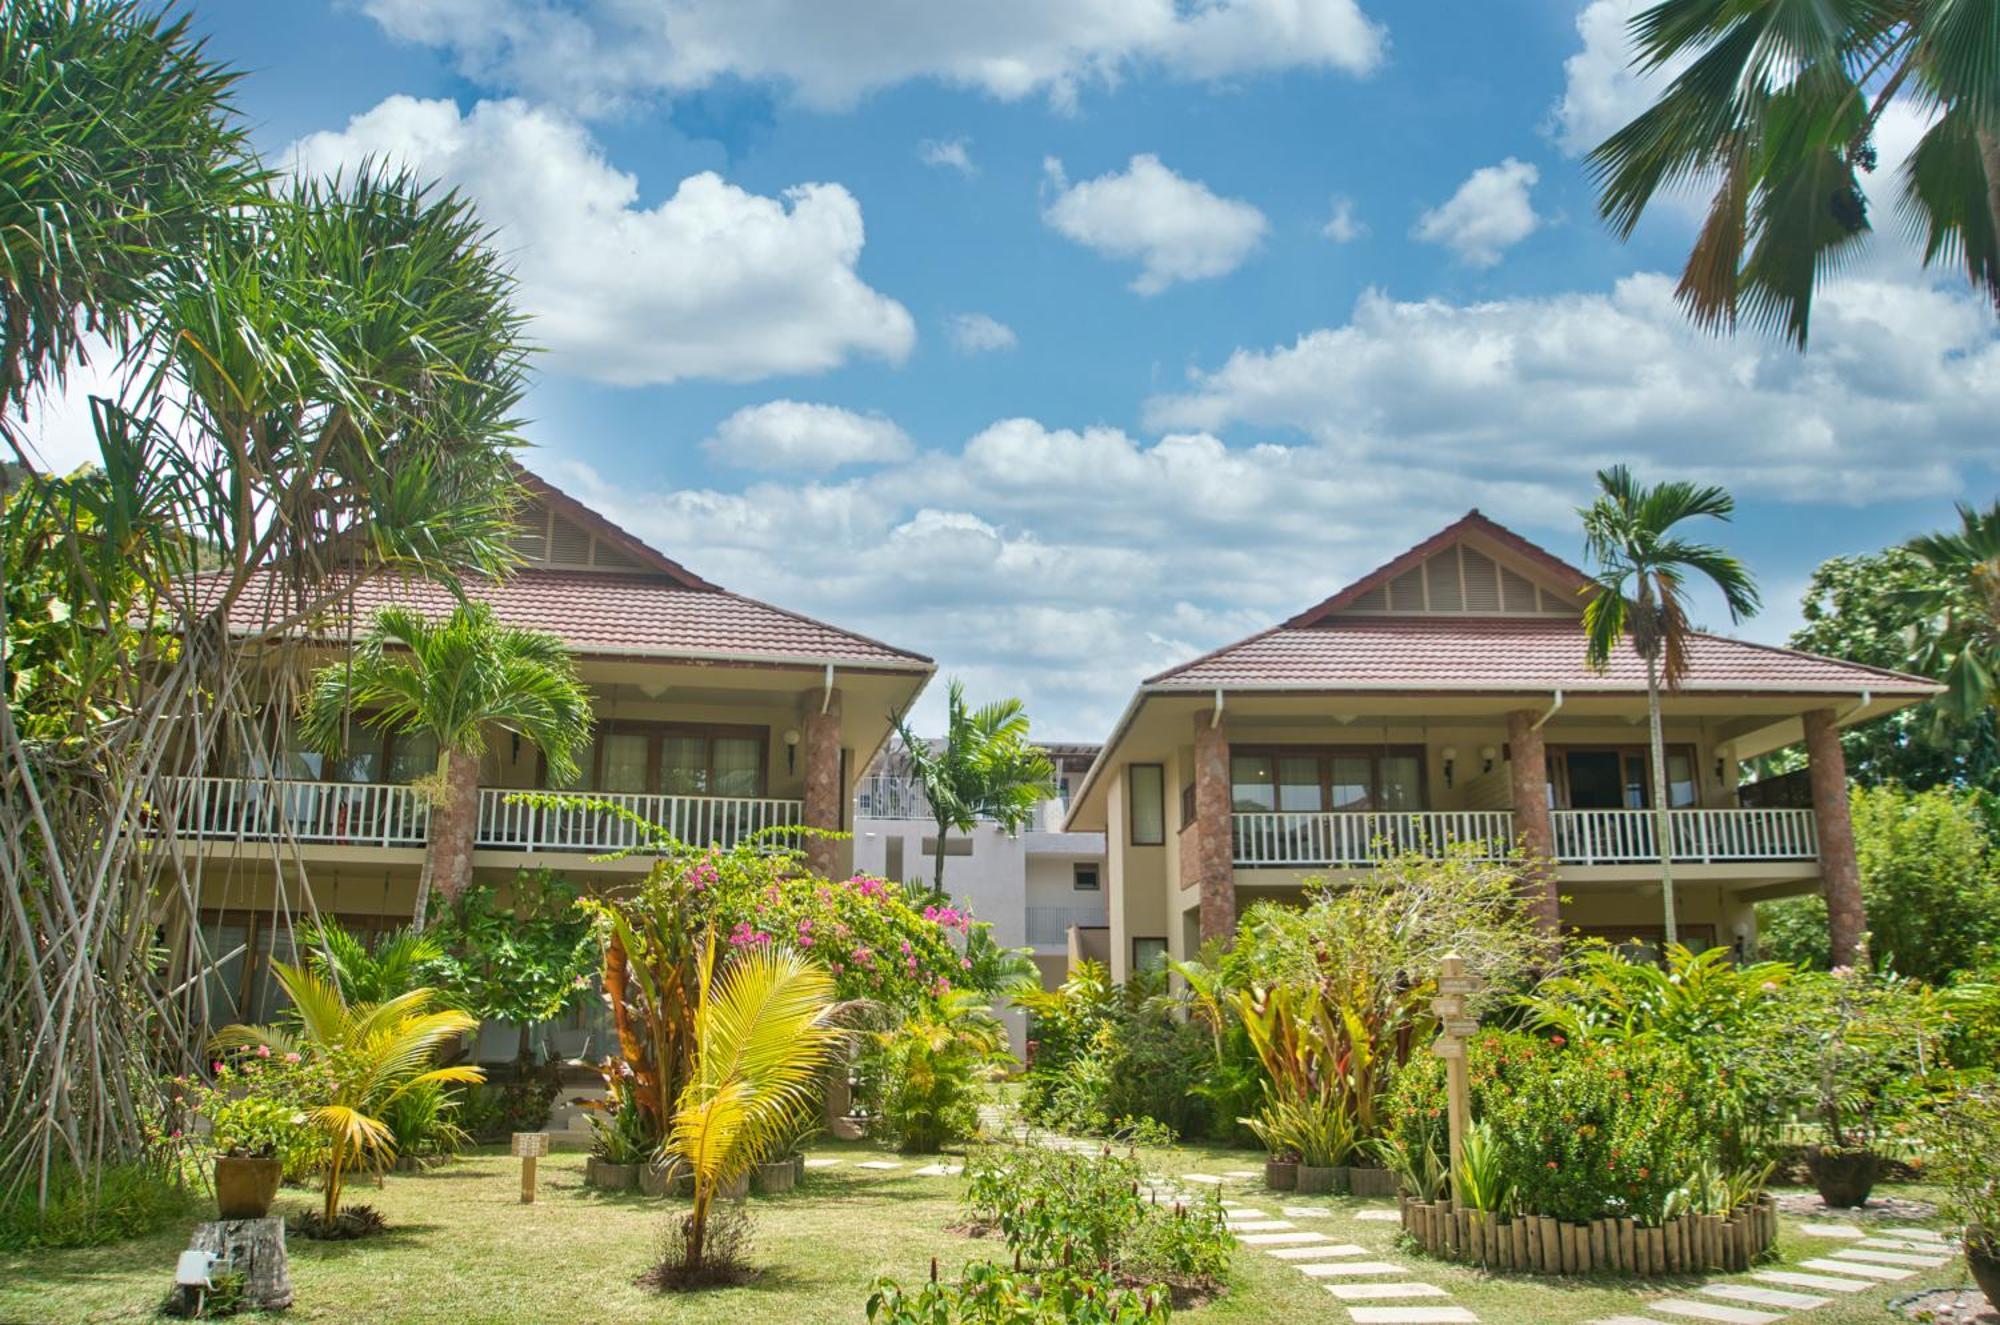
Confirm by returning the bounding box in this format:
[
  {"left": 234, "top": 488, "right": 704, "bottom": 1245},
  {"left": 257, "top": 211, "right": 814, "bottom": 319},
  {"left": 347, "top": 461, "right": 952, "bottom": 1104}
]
[
  {"left": 931, "top": 810, "right": 948, "bottom": 904},
  {"left": 415, "top": 746, "right": 481, "bottom": 928},
  {"left": 1644, "top": 654, "right": 1679, "bottom": 948}
]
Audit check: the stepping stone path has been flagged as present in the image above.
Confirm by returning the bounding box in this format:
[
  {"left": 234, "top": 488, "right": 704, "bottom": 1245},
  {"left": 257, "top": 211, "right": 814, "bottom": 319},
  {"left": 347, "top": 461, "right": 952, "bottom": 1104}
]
[
  {"left": 854, "top": 1160, "right": 903, "bottom": 1171},
  {"left": 1223, "top": 1204, "right": 1483, "bottom": 1324},
  {"left": 1283, "top": 1207, "right": 1334, "bottom": 1218},
  {"left": 1326, "top": 1284, "right": 1451, "bottom": 1300},
  {"left": 1299, "top": 1262, "right": 1411, "bottom": 1278},
  {"left": 1268, "top": 1244, "right": 1371, "bottom": 1260},
  {"left": 1698, "top": 1286, "right": 1830, "bottom": 1311},
  {"left": 1753, "top": 1272, "right": 1874, "bottom": 1294},
  {"left": 1651, "top": 1299, "right": 1786, "bottom": 1325},
  {"left": 1354, "top": 1209, "right": 1403, "bottom": 1222},
  {"left": 1798, "top": 1223, "right": 1865, "bottom": 1239},
  {"left": 802, "top": 1157, "right": 841, "bottom": 1169},
  {"left": 1347, "top": 1308, "right": 1478, "bottom": 1324},
  {"left": 909, "top": 1163, "right": 962, "bottom": 1177},
  {"left": 1797, "top": 1258, "right": 1915, "bottom": 1281}
]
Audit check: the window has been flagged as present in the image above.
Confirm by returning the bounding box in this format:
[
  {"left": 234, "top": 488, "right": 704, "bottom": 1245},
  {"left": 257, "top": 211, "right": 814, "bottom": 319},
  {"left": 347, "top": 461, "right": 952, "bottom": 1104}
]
[
  {"left": 1225, "top": 748, "right": 1429, "bottom": 814},
  {"left": 1073, "top": 863, "right": 1100, "bottom": 892},
  {"left": 1129, "top": 764, "right": 1165, "bottom": 844},
  {"left": 1552, "top": 746, "right": 1699, "bottom": 810},
  {"left": 552, "top": 723, "right": 768, "bottom": 798},
  {"left": 1132, "top": 937, "right": 1169, "bottom": 972}
]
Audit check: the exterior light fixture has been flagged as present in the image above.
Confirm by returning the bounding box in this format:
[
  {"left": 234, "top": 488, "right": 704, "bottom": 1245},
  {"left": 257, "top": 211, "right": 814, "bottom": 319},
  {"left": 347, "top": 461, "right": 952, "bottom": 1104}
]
[
  {"left": 783, "top": 728, "right": 801, "bottom": 774},
  {"left": 1441, "top": 746, "right": 1458, "bottom": 788},
  {"left": 1479, "top": 745, "right": 1498, "bottom": 774}
]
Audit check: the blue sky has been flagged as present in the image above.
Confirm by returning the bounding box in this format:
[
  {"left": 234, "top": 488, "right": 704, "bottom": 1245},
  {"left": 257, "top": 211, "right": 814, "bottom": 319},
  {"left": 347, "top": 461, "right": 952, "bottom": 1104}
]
[{"left": 53, "top": 1, "right": 2000, "bottom": 738}]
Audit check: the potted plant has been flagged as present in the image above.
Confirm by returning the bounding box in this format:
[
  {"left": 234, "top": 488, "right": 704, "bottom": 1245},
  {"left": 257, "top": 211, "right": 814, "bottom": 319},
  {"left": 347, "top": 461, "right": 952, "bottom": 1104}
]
[
  {"left": 1293, "top": 1097, "right": 1359, "bottom": 1196},
  {"left": 1921, "top": 1082, "right": 2000, "bottom": 1308},
  {"left": 180, "top": 1050, "right": 313, "bottom": 1221},
  {"left": 1244, "top": 1101, "right": 1301, "bottom": 1191},
  {"left": 1796, "top": 970, "right": 1939, "bottom": 1208},
  {"left": 752, "top": 1152, "right": 797, "bottom": 1195},
  {"left": 585, "top": 1088, "right": 652, "bottom": 1191}
]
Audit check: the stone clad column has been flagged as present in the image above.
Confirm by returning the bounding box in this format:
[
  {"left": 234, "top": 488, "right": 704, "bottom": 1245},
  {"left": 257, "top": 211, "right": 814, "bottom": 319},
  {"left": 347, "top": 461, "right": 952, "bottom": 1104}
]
[
  {"left": 1193, "top": 713, "right": 1236, "bottom": 943},
  {"left": 802, "top": 689, "right": 843, "bottom": 878},
  {"left": 1804, "top": 708, "right": 1866, "bottom": 967},
  {"left": 1506, "top": 709, "right": 1560, "bottom": 935}
]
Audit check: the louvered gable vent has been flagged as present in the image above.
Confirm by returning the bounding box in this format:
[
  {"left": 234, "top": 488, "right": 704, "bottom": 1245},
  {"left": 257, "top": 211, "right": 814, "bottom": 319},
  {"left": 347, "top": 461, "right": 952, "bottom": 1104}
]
[{"left": 1334, "top": 541, "right": 1577, "bottom": 619}]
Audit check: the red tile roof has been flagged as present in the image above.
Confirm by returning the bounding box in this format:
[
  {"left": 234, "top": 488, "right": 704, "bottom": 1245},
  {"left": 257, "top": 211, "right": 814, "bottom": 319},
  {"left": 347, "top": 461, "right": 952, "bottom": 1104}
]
[
  {"left": 212, "top": 568, "right": 932, "bottom": 669},
  {"left": 1147, "top": 616, "right": 1936, "bottom": 694}
]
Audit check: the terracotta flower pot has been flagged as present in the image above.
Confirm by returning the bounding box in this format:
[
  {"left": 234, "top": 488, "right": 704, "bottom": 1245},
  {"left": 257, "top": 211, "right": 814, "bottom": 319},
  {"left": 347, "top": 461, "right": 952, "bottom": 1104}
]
[
  {"left": 1967, "top": 1230, "right": 2000, "bottom": 1311},
  {"left": 1294, "top": 1164, "right": 1348, "bottom": 1195},
  {"left": 1265, "top": 1158, "right": 1298, "bottom": 1191},
  {"left": 1806, "top": 1147, "right": 1880, "bottom": 1208},
  {"left": 214, "top": 1155, "right": 282, "bottom": 1219}
]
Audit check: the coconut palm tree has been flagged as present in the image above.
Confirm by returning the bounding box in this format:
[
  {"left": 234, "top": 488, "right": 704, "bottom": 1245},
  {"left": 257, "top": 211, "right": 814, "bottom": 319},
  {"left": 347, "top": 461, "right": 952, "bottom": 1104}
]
[
  {"left": 212, "top": 962, "right": 482, "bottom": 1227},
  {"left": 1903, "top": 499, "right": 2000, "bottom": 733},
  {"left": 1579, "top": 466, "right": 1761, "bottom": 946},
  {"left": 665, "top": 937, "right": 844, "bottom": 1275},
  {"left": 301, "top": 603, "right": 593, "bottom": 928},
  {"left": 1588, "top": 0, "right": 2000, "bottom": 348},
  {"left": 892, "top": 680, "right": 1057, "bottom": 902}
]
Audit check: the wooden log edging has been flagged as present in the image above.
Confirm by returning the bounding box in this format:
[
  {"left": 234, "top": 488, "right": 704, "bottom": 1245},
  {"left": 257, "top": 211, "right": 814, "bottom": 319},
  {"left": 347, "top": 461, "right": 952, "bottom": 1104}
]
[{"left": 1397, "top": 1195, "right": 1776, "bottom": 1277}]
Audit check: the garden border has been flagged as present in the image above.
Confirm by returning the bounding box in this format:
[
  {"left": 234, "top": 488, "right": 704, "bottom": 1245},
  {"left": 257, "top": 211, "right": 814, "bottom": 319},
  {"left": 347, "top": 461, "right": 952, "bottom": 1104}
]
[{"left": 1397, "top": 1194, "right": 1779, "bottom": 1276}]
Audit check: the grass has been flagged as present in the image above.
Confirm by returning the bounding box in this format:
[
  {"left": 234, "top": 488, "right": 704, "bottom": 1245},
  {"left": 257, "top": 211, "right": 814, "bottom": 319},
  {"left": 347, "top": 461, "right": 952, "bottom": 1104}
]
[{"left": 0, "top": 1134, "right": 1982, "bottom": 1324}]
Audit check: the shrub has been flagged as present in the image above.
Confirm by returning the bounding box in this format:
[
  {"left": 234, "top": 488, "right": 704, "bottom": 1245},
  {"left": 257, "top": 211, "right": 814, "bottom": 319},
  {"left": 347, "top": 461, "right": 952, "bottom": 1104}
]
[
  {"left": 864, "top": 991, "right": 1005, "bottom": 1153},
  {"left": 1920, "top": 1082, "right": 2000, "bottom": 1250},
  {"left": 647, "top": 1202, "right": 756, "bottom": 1290},
  {"left": 867, "top": 1263, "right": 1171, "bottom": 1324},
  {"left": 0, "top": 1160, "right": 194, "bottom": 1251},
  {"left": 378, "top": 1078, "right": 469, "bottom": 1165}
]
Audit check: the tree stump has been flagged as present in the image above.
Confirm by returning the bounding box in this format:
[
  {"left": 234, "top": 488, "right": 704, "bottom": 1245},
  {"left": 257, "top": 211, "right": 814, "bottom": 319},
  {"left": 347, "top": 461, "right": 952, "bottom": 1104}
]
[{"left": 183, "top": 1217, "right": 293, "bottom": 1311}]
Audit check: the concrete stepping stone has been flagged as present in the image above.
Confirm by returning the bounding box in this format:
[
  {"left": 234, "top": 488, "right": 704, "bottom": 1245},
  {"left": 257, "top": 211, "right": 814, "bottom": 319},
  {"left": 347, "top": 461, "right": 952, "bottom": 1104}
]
[
  {"left": 1880, "top": 1227, "right": 1947, "bottom": 1242},
  {"left": 1752, "top": 1271, "right": 1873, "bottom": 1294},
  {"left": 1221, "top": 1207, "right": 1267, "bottom": 1218},
  {"left": 1267, "top": 1243, "right": 1370, "bottom": 1260},
  {"left": 1798, "top": 1258, "right": 1914, "bottom": 1281},
  {"left": 1857, "top": 1237, "right": 1953, "bottom": 1253},
  {"left": 1229, "top": 1221, "right": 1299, "bottom": 1232},
  {"left": 1298, "top": 1261, "right": 1411, "bottom": 1278},
  {"left": 1586, "top": 1317, "right": 1670, "bottom": 1325},
  {"left": 855, "top": 1160, "right": 903, "bottom": 1170},
  {"left": 909, "top": 1163, "right": 961, "bottom": 1177},
  {"left": 802, "top": 1158, "right": 841, "bottom": 1168},
  {"left": 1240, "top": 1230, "right": 1331, "bottom": 1246},
  {"left": 1829, "top": 1247, "right": 1950, "bottom": 1269},
  {"left": 1182, "top": 1174, "right": 1223, "bottom": 1185},
  {"left": 1344, "top": 1306, "right": 1479, "bottom": 1324},
  {"left": 1222, "top": 1169, "right": 1260, "bottom": 1179},
  {"left": 1283, "top": 1207, "right": 1334, "bottom": 1218},
  {"left": 1325, "top": 1283, "right": 1450, "bottom": 1300},
  {"left": 1650, "top": 1298, "right": 1784, "bottom": 1325},
  {"left": 1354, "top": 1209, "right": 1403, "bottom": 1222},
  {"left": 1798, "top": 1223, "right": 1864, "bottom": 1239},
  {"left": 1697, "top": 1283, "right": 1831, "bottom": 1310}
]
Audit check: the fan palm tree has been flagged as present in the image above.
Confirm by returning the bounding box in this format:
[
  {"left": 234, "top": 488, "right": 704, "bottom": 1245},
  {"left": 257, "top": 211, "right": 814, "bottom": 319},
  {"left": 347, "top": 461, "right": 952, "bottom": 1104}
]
[
  {"left": 212, "top": 962, "right": 482, "bottom": 1227},
  {"left": 892, "top": 680, "right": 1057, "bottom": 902},
  {"left": 1579, "top": 466, "right": 1761, "bottom": 946},
  {"left": 1588, "top": 0, "right": 2000, "bottom": 349},
  {"left": 301, "top": 603, "right": 594, "bottom": 928},
  {"left": 1902, "top": 499, "right": 2000, "bottom": 733},
  {"left": 665, "top": 936, "right": 845, "bottom": 1274}
]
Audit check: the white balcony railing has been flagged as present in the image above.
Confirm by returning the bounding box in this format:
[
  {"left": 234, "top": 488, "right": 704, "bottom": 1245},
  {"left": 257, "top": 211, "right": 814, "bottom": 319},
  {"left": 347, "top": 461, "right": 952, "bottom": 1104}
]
[
  {"left": 1549, "top": 808, "right": 1818, "bottom": 866},
  {"left": 1230, "top": 808, "right": 1819, "bottom": 869},
  {"left": 158, "top": 776, "right": 802, "bottom": 855},
  {"left": 1025, "top": 904, "right": 1109, "bottom": 948},
  {"left": 853, "top": 774, "right": 1073, "bottom": 832}
]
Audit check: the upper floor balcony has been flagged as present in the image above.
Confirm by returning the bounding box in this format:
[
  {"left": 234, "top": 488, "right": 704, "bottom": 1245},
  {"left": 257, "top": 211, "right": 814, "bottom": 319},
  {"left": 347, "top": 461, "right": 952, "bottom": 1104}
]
[
  {"left": 160, "top": 775, "right": 802, "bottom": 856},
  {"left": 853, "top": 774, "right": 1076, "bottom": 835},
  {"left": 1228, "top": 807, "right": 1819, "bottom": 870}
]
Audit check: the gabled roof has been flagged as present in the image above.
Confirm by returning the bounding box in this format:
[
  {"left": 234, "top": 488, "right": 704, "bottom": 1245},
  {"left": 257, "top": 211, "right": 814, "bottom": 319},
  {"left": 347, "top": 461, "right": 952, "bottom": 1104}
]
[
  {"left": 512, "top": 464, "right": 718, "bottom": 590},
  {"left": 1284, "top": 509, "right": 1590, "bottom": 626}
]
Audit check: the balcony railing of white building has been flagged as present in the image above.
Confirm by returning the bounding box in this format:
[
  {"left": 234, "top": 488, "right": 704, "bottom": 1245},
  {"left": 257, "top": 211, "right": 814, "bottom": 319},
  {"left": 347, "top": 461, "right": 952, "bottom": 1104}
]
[
  {"left": 1229, "top": 807, "right": 1819, "bottom": 869},
  {"left": 853, "top": 775, "right": 1074, "bottom": 833},
  {"left": 1024, "top": 905, "right": 1110, "bottom": 948},
  {"left": 158, "top": 775, "right": 802, "bottom": 854}
]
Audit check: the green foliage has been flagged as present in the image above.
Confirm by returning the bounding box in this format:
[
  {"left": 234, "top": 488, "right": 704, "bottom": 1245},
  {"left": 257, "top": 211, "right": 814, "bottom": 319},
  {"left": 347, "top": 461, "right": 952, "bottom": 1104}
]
[
  {"left": 1786, "top": 969, "right": 1945, "bottom": 1153},
  {"left": 864, "top": 991, "right": 1005, "bottom": 1153},
  {"left": 171, "top": 1051, "right": 325, "bottom": 1178},
  {"left": 587, "top": 1076, "right": 655, "bottom": 1166},
  {"left": 1904, "top": 500, "right": 2000, "bottom": 735},
  {"left": 1788, "top": 547, "right": 2000, "bottom": 792},
  {"left": 892, "top": 681, "right": 1057, "bottom": 898},
  {"left": 1522, "top": 942, "right": 1795, "bottom": 1046},
  {"left": 1920, "top": 1081, "right": 2000, "bottom": 1245},
  {"left": 456, "top": 1064, "right": 562, "bottom": 1143},
  {"left": 423, "top": 871, "right": 597, "bottom": 1033},
  {"left": 1451, "top": 1122, "right": 1513, "bottom": 1216},
  {"left": 867, "top": 1262, "right": 1172, "bottom": 1325},
  {"left": 0, "top": 1160, "right": 194, "bottom": 1252},
  {"left": 377, "top": 1079, "right": 469, "bottom": 1165},
  {"left": 1759, "top": 784, "right": 2000, "bottom": 982},
  {"left": 300, "top": 919, "right": 443, "bottom": 1004}
]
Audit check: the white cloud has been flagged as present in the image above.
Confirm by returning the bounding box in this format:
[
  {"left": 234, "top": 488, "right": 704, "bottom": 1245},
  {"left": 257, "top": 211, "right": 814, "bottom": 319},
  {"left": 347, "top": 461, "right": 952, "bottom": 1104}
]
[
  {"left": 1042, "top": 155, "right": 1269, "bottom": 295},
  {"left": 287, "top": 95, "right": 913, "bottom": 386},
  {"left": 946, "top": 313, "right": 1018, "bottom": 354},
  {"left": 705, "top": 400, "right": 913, "bottom": 472},
  {"left": 1550, "top": 0, "right": 1688, "bottom": 157},
  {"left": 359, "top": 0, "right": 1385, "bottom": 116},
  {"left": 1412, "top": 157, "right": 1541, "bottom": 267},
  {"left": 1322, "top": 196, "right": 1366, "bottom": 243},
  {"left": 917, "top": 137, "right": 975, "bottom": 174}
]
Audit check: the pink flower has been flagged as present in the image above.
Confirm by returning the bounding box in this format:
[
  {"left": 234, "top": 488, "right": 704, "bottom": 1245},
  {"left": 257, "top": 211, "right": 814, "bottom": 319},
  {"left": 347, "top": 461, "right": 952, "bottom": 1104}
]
[
  {"left": 283, "top": 1052, "right": 301, "bottom": 1064},
  {"left": 256, "top": 1044, "right": 271, "bottom": 1058}
]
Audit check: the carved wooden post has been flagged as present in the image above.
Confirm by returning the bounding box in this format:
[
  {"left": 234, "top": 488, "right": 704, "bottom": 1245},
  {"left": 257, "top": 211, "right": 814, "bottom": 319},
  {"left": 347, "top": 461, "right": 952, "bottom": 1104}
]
[
  {"left": 513, "top": 1131, "right": 548, "bottom": 1204},
  {"left": 1431, "top": 954, "right": 1483, "bottom": 1181}
]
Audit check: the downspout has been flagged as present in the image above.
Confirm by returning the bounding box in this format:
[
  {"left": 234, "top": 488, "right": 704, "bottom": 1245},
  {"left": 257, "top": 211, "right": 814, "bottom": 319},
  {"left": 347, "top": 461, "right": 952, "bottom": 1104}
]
[
  {"left": 822, "top": 663, "right": 836, "bottom": 713},
  {"left": 1835, "top": 689, "right": 1871, "bottom": 725},
  {"left": 1531, "top": 689, "right": 1564, "bottom": 730},
  {"left": 1211, "top": 688, "right": 1225, "bottom": 727}
]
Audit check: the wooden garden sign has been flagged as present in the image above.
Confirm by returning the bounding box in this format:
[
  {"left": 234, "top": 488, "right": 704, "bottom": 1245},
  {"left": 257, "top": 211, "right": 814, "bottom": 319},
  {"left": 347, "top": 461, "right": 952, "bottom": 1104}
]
[
  {"left": 513, "top": 1132, "right": 549, "bottom": 1204},
  {"left": 1430, "top": 953, "right": 1482, "bottom": 1177}
]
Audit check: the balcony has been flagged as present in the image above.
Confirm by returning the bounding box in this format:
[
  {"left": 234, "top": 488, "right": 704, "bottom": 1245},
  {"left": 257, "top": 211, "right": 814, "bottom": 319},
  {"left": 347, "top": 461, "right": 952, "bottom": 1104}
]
[
  {"left": 1024, "top": 904, "right": 1110, "bottom": 949},
  {"left": 159, "top": 776, "right": 802, "bottom": 855},
  {"left": 1229, "top": 808, "right": 1819, "bottom": 869},
  {"left": 853, "top": 774, "right": 1074, "bottom": 833}
]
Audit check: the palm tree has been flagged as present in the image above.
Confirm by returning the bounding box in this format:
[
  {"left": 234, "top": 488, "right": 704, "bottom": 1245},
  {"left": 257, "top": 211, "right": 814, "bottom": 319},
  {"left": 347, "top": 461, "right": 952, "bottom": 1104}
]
[
  {"left": 1579, "top": 466, "right": 1761, "bottom": 946},
  {"left": 868, "top": 988, "right": 1007, "bottom": 1153},
  {"left": 1903, "top": 499, "right": 2000, "bottom": 733},
  {"left": 1588, "top": 0, "right": 2000, "bottom": 348},
  {"left": 665, "top": 936, "right": 844, "bottom": 1274},
  {"left": 212, "top": 962, "right": 482, "bottom": 1227},
  {"left": 301, "top": 603, "right": 594, "bottom": 928},
  {"left": 892, "top": 680, "right": 1057, "bottom": 902},
  {"left": 299, "top": 918, "right": 444, "bottom": 1004}
]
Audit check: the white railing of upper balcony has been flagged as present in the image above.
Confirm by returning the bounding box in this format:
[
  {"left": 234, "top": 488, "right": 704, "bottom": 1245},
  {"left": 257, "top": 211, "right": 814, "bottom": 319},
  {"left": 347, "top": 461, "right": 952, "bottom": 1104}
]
[
  {"left": 1024, "top": 904, "right": 1110, "bottom": 948},
  {"left": 157, "top": 776, "right": 801, "bottom": 853},
  {"left": 853, "top": 774, "right": 1072, "bottom": 831},
  {"left": 1229, "top": 807, "right": 1818, "bottom": 868}
]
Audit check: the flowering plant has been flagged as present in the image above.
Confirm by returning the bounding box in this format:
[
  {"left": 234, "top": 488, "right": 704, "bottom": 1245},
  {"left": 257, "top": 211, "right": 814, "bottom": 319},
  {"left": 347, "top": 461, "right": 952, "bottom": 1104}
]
[{"left": 172, "top": 1048, "right": 323, "bottom": 1167}]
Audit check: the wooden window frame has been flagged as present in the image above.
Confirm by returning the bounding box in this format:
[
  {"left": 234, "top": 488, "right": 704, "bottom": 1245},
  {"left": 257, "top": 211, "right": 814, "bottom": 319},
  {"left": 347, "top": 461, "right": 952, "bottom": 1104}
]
[
  {"left": 1128, "top": 763, "right": 1166, "bottom": 845},
  {"left": 545, "top": 721, "right": 770, "bottom": 798},
  {"left": 1227, "top": 745, "right": 1430, "bottom": 814},
  {"left": 1549, "top": 743, "right": 1698, "bottom": 810}
]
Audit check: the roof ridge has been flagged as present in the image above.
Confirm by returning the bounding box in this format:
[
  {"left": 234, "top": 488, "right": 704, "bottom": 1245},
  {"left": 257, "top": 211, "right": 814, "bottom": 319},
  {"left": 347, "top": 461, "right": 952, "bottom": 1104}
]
[{"left": 1143, "top": 623, "right": 1286, "bottom": 685}]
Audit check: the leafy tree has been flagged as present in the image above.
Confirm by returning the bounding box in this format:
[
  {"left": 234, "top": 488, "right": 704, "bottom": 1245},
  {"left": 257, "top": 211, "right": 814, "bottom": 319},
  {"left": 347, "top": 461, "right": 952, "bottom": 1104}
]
[
  {"left": 1580, "top": 466, "right": 1761, "bottom": 947},
  {"left": 1588, "top": 0, "right": 2000, "bottom": 348},
  {"left": 1759, "top": 783, "right": 2000, "bottom": 981},
  {"left": 1904, "top": 500, "right": 2000, "bottom": 738},
  {"left": 1788, "top": 546, "right": 2000, "bottom": 793},
  {"left": 421, "top": 870, "right": 597, "bottom": 1062},
  {"left": 212, "top": 963, "right": 481, "bottom": 1227},
  {"left": 892, "top": 680, "right": 1057, "bottom": 901},
  {"left": 301, "top": 604, "right": 594, "bottom": 927}
]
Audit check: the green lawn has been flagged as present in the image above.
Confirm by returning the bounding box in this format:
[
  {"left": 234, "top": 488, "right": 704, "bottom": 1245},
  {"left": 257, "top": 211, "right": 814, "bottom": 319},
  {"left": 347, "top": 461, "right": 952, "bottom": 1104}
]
[{"left": 0, "top": 1137, "right": 1979, "bottom": 1324}]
